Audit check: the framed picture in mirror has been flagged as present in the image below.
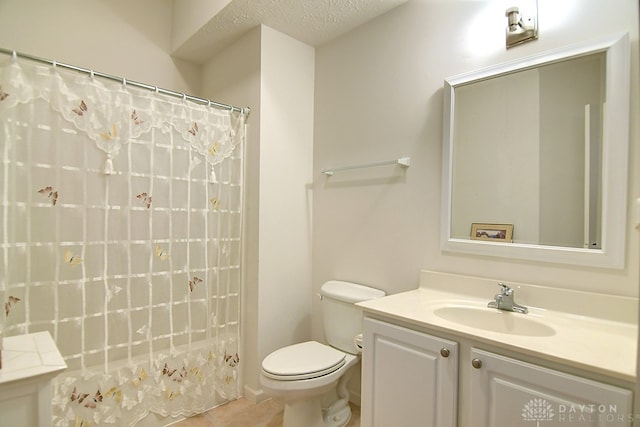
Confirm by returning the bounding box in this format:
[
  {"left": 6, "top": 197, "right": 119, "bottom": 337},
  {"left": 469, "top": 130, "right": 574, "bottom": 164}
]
[{"left": 470, "top": 223, "right": 514, "bottom": 242}]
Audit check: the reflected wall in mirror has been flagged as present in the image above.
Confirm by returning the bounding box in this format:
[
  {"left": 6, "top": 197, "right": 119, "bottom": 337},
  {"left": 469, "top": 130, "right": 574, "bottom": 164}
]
[
  {"left": 452, "top": 52, "right": 605, "bottom": 249},
  {"left": 441, "top": 33, "right": 630, "bottom": 268}
]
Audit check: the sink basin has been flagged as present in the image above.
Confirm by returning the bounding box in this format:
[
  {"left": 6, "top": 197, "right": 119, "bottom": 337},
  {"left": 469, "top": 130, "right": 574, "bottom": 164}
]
[{"left": 434, "top": 305, "right": 556, "bottom": 337}]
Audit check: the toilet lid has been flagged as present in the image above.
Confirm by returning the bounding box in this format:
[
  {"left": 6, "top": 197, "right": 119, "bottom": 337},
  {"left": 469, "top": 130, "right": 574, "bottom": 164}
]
[{"left": 261, "top": 341, "right": 346, "bottom": 380}]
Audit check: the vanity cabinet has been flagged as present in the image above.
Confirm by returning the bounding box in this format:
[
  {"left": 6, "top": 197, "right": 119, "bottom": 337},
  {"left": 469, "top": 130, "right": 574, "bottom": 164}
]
[
  {"left": 469, "top": 348, "right": 633, "bottom": 427},
  {"left": 361, "top": 317, "right": 458, "bottom": 427},
  {"left": 361, "top": 316, "right": 633, "bottom": 427}
]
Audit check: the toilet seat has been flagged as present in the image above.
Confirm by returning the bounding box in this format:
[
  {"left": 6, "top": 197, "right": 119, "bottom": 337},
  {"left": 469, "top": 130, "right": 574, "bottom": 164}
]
[{"left": 261, "top": 341, "right": 346, "bottom": 381}]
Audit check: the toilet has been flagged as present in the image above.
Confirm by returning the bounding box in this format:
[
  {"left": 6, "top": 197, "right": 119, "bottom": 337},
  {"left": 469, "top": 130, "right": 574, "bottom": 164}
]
[{"left": 260, "top": 281, "right": 385, "bottom": 427}]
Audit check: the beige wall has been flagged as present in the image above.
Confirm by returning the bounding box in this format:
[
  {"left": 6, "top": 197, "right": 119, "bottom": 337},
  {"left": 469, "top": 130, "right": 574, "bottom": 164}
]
[
  {"left": 200, "top": 26, "right": 263, "bottom": 401},
  {"left": 256, "top": 24, "right": 314, "bottom": 373},
  {"left": 171, "top": 0, "right": 232, "bottom": 51},
  {"left": 0, "top": 0, "right": 201, "bottom": 95},
  {"left": 312, "top": 0, "right": 640, "bottom": 345},
  {"left": 201, "top": 25, "right": 315, "bottom": 401}
]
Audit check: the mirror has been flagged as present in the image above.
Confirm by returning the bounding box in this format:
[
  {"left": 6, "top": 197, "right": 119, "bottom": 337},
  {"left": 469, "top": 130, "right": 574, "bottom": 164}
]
[{"left": 441, "top": 33, "right": 630, "bottom": 268}]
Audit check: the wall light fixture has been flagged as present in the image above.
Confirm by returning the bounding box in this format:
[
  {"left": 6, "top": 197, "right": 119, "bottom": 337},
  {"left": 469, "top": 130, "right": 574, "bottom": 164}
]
[{"left": 505, "top": 5, "right": 538, "bottom": 48}]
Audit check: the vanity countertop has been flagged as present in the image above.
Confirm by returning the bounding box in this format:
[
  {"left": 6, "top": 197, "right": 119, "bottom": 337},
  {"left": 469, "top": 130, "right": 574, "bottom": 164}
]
[{"left": 357, "top": 271, "right": 637, "bottom": 383}]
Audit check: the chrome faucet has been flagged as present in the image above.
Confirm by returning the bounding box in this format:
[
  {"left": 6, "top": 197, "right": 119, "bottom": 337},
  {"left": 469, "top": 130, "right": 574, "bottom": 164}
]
[{"left": 487, "top": 283, "right": 528, "bottom": 314}]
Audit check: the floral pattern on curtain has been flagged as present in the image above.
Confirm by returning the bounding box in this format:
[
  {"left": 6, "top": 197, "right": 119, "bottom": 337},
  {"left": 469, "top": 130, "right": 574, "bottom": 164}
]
[{"left": 0, "top": 56, "right": 245, "bottom": 426}]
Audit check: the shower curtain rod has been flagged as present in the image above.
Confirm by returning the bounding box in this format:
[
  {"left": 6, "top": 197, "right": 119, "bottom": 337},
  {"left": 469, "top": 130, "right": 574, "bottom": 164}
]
[{"left": 0, "top": 47, "right": 250, "bottom": 117}]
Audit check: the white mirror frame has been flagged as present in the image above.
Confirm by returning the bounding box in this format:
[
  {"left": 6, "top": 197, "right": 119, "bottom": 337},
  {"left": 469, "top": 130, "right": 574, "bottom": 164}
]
[{"left": 441, "top": 33, "right": 630, "bottom": 269}]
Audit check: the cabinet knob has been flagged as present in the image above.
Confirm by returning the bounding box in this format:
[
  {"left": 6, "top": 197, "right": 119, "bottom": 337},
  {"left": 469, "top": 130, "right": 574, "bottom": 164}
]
[
  {"left": 440, "top": 348, "right": 450, "bottom": 358},
  {"left": 472, "top": 358, "right": 482, "bottom": 369}
]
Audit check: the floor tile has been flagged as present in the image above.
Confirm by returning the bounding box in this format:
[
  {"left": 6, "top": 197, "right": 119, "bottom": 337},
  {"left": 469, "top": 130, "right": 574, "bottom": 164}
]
[{"left": 173, "top": 397, "right": 360, "bottom": 427}]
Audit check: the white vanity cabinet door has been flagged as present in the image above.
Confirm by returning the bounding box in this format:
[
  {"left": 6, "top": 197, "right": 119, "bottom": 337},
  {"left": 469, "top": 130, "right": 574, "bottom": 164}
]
[
  {"left": 469, "top": 348, "right": 633, "bottom": 427},
  {"left": 361, "top": 317, "right": 458, "bottom": 427}
]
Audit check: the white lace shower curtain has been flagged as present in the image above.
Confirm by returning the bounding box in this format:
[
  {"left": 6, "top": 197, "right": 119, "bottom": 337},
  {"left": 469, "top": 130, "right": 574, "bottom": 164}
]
[{"left": 0, "top": 55, "right": 245, "bottom": 426}]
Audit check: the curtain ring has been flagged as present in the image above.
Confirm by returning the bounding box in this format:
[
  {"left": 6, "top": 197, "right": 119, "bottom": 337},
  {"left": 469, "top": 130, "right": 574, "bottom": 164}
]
[
  {"left": 90, "top": 69, "right": 95, "bottom": 79},
  {"left": 122, "top": 77, "right": 126, "bottom": 87},
  {"left": 207, "top": 100, "right": 211, "bottom": 108},
  {"left": 11, "top": 50, "right": 17, "bottom": 62},
  {"left": 182, "top": 93, "right": 187, "bottom": 101}
]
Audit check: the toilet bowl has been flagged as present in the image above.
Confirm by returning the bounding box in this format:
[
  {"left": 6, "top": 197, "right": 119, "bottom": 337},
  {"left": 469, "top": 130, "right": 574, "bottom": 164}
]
[
  {"left": 260, "top": 281, "right": 385, "bottom": 427},
  {"left": 261, "top": 341, "right": 359, "bottom": 427}
]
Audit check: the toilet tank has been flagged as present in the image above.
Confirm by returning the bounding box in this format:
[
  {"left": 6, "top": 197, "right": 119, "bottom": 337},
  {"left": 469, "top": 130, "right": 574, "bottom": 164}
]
[{"left": 321, "top": 281, "right": 385, "bottom": 354}]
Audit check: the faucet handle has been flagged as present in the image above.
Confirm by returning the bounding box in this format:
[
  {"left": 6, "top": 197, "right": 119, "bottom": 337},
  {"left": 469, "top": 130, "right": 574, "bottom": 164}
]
[{"left": 498, "top": 283, "right": 513, "bottom": 295}]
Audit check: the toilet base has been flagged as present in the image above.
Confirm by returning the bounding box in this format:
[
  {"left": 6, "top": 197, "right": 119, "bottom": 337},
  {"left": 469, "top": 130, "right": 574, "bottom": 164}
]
[
  {"left": 283, "top": 397, "right": 324, "bottom": 427},
  {"left": 282, "top": 396, "right": 352, "bottom": 427},
  {"left": 323, "top": 400, "right": 352, "bottom": 427}
]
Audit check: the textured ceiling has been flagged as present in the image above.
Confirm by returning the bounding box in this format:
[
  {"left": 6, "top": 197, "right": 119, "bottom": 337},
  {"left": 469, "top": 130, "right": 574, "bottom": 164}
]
[{"left": 172, "top": 0, "right": 408, "bottom": 64}]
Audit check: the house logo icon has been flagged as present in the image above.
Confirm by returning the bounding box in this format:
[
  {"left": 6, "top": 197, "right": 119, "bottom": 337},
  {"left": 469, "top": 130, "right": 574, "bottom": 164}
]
[{"left": 522, "top": 398, "right": 555, "bottom": 425}]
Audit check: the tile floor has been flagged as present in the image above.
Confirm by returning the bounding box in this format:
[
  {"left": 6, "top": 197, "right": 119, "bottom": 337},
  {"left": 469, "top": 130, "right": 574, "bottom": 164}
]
[{"left": 173, "top": 397, "right": 361, "bottom": 427}]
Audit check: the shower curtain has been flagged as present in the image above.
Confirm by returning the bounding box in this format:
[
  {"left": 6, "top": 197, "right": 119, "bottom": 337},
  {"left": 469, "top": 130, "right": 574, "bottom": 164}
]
[{"left": 0, "top": 55, "right": 244, "bottom": 426}]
